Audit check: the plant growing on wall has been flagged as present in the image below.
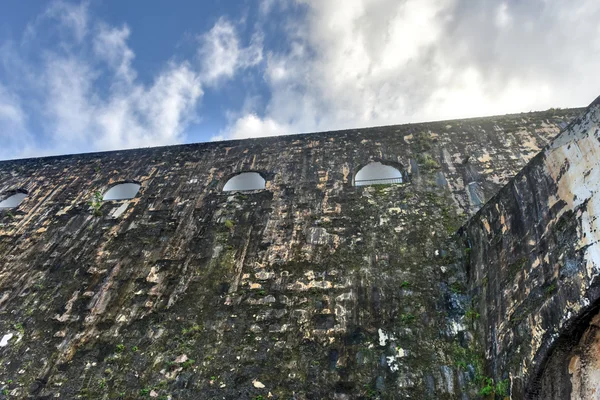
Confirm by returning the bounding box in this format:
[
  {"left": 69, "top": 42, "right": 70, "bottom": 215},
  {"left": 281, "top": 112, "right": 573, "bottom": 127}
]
[
  {"left": 479, "top": 377, "right": 509, "bottom": 398},
  {"left": 89, "top": 191, "right": 103, "bottom": 216}
]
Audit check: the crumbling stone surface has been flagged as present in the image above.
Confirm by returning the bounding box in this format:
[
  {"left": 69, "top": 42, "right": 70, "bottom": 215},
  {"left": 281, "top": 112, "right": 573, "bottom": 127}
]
[
  {"left": 0, "top": 109, "right": 581, "bottom": 399},
  {"left": 464, "top": 98, "right": 600, "bottom": 399}
]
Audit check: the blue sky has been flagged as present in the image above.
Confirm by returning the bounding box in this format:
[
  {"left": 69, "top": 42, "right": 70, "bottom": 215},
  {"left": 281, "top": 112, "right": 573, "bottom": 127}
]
[{"left": 1, "top": 0, "right": 600, "bottom": 160}]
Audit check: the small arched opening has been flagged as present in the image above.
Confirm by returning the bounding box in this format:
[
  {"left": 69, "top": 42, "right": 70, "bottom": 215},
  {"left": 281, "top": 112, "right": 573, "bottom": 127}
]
[
  {"left": 354, "top": 162, "right": 403, "bottom": 186},
  {"left": 223, "top": 172, "right": 266, "bottom": 192},
  {"left": 0, "top": 191, "right": 27, "bottom": 209},
  {"left": 102, "top": 183, "right": 140, "bottom": 201}
]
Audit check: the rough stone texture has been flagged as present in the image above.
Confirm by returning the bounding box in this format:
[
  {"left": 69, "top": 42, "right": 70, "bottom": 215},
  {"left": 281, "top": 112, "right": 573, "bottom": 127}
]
[
  {"left": 464, "top": 98, "right": 600, "bottom": 399},
  {"left": 0, "top": 108, "right": 582, "bottom": 399}
]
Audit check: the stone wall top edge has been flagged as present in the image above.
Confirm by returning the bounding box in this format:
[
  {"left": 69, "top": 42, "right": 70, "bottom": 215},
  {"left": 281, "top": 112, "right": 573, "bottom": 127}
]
[
  {"left": 0, "top": 107, "right": 584, "bottom": 167},
  {"left": 463, "top": 98, "right": 600, "bottom": 229}
]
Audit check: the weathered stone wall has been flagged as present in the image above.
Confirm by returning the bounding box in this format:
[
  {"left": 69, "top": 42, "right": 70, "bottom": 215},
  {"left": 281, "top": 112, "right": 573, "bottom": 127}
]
[
  {"left": 464, "top": 98, "right": 600, "bottom": 399},
  {"left": 0, "top": 109, "right": 580, "bottom": 399}
]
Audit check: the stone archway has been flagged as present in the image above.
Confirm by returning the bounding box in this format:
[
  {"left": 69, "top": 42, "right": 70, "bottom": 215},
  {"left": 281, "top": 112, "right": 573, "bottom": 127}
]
[
  {"left": 568, "top": 312, "right": 600, "bottom": 400},
  {"left": 528, "top": 305, "right": 600, "bottom": 399}
]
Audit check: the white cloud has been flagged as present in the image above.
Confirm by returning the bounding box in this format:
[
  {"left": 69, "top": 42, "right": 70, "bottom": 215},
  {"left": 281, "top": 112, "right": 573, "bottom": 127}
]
[
  {"left": 130, "top": 62, "right": 202, "bottom": 147},
  {"left": 88, "top": 61, "right": 202, "bottom": 151},
  {"left": 2, "top": 1, "right": 204, "bottom": 159},
  {"left": 198, "top": 18, "right": 263, "bottom": 85},
  {"left": 41, "top": 35, "right": 203, "bottom": 153},
  {"left": 25, "top": 0, "right": 90, "bottom": 44},
  {"left": 53, "top": 1, "right": 89, "bottom": 41},
  {"left": 217, "top": 0, "right": 600, "bottom": 141},
  {"left": 43, "top": 56, "right": 95, "bottom": 148},
  {"left": 495, "top": 3, "right": 512, "bottom": 29},
  {"left": 0, "top": 85, "right": 25, "bottom": 128},
  {"left": 0, "top": 85, "right": 35, "bottom": 160},
  {"left": 93, "top": 23, "right": 136, "bottom": 83},
  {"left": 259, "top": 0, "right": 276, "bottom": 16},
  {"left": 213, "top": 113, "right": 287, "bottom": 141},
  {"left": 51, "top": 0, "right": 89, "bottom": 42}
]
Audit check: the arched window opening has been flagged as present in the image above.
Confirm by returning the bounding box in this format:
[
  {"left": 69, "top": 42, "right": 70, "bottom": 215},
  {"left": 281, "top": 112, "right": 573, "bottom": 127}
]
[
  {"left": 354, "top": 162, "right": 403, "bottom": 186},
  {"left": 102, "top": 183, "right": 140, "bottom": 201},
  {"left": 0, "top": 192, "right": 27, "bottom": 209},
  {"left": 223, "top": 172, "right": 266, "bottom": 192}
]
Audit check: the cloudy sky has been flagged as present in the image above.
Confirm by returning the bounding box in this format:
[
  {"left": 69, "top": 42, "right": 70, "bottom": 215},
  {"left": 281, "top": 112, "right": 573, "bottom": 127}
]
[{"left": 0, "top": 0, "right": 599, "bottom": 160}]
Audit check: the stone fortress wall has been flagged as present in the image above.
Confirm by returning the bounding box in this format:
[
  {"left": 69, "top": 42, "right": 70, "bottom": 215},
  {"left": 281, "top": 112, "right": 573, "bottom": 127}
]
[
  {"left": 465, "top": 97, "right": 600, "bottom": 399},
  {"left": 0, "top": 104, "right": 590, "bottom": 399}
]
